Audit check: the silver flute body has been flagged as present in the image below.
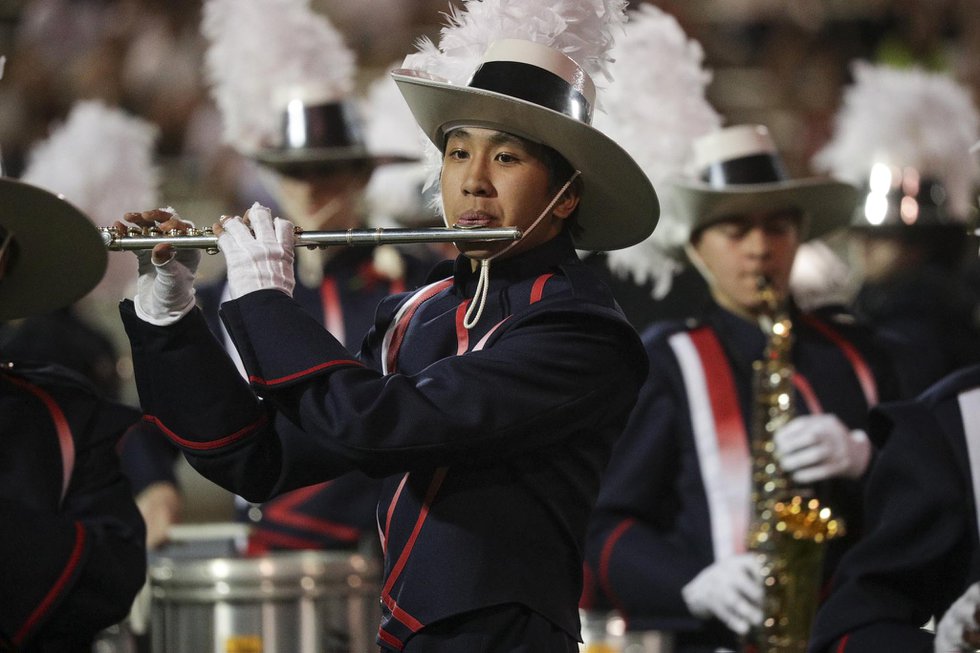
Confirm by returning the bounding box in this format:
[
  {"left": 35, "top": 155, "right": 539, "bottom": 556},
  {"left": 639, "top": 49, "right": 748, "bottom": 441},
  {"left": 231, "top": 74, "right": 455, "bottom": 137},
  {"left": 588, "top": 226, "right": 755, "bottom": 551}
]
[{"left": 101, "top": 226, "right": 523, "bottom": 253}]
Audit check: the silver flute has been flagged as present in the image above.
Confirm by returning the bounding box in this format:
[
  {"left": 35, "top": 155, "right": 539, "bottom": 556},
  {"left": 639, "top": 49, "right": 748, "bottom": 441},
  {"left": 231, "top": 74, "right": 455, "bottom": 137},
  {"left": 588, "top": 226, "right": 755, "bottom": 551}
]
[{"left": 101, "top": 225, "right": 523, "bottom": 255}]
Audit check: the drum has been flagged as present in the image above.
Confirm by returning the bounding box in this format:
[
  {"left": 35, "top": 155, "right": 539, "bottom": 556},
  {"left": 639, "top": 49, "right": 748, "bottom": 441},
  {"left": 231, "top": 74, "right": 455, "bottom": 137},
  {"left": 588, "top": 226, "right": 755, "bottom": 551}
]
[
  {"left": 149, "top": 549, "right": 381, "bottom": 653},
  {"left": 579, "top": 610, "right": 674, "bottom": 653}
]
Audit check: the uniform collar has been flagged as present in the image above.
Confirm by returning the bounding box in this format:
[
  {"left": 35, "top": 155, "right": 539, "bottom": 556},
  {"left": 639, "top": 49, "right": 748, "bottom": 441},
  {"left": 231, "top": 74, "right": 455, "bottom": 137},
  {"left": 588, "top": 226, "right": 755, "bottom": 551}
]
[{"left": 451, "top": 230, "right": 577, "bottom": 294}]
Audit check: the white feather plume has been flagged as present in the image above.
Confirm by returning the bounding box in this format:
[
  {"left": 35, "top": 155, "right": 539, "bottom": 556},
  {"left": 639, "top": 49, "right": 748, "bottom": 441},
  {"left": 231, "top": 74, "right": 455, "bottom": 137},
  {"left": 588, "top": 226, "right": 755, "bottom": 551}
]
[
  {"left": 402, "top": 0, "right": 629, "bottom": 222},
  {"left": 362, "top": 65, "right": 435, "bottom": 226},
  {"left": 21, "top": 100, "right": 160, "bottom": 301},
  {"left": 813, "top": 61, "right": 980, "bottom": 220},
  {"left": 201, "top": 0, "right": 356, "bottom": 153},
  {"left": 596, "top": 5, "right": 721, "bottom": 298},
  {"left": 402, "top": 0, "right": 628, "bottom": 87}
]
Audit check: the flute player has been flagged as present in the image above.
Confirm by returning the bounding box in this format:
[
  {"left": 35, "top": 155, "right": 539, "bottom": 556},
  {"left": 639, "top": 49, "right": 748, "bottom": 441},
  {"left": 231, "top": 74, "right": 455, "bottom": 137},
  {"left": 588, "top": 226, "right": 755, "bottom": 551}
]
[{"left": 113, "top": 0, "right": 659, "bottom": 650}]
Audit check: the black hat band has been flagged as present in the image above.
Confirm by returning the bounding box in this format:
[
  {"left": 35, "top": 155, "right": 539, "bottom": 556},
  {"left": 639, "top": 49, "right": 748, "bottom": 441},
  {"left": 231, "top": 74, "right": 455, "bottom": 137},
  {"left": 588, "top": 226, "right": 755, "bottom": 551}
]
[
  {"left": 701, "top": 152, "right": 789, "bottom": 187},
  {"left": 468, "top": 60, "right": 593, "bottom": 124}
]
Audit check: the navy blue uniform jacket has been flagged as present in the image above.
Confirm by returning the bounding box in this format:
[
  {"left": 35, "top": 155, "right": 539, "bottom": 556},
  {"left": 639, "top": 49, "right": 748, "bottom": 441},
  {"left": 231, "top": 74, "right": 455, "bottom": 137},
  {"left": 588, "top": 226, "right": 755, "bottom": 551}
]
[
  {"left": 198, "top": 245, "right": 436, "bottom": 552},
  {"left": 0, "top": 362, "right": 146, "bottom": 652},
  {"left": 809, "top": 364, "right": 980, "bottom": 653},
  {"left": 120, "top": 232, "right": 647, "bottom": 650},
  {"left": 585, "top": 304, "right": 898, "bottom": 652}
]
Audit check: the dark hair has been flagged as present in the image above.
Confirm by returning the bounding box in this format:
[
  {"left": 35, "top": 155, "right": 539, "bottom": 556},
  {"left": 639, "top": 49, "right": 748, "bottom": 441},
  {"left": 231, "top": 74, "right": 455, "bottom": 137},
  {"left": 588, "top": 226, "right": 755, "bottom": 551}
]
[{"left": 520, "top": 138, "right": 580, "bottom": 195}]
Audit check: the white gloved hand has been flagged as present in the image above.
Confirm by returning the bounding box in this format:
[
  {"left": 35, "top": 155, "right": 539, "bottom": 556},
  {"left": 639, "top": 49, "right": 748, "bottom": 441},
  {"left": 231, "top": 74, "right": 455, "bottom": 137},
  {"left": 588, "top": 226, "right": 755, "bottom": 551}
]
[
  {"left": 133, "top": 210, "right": 201, "bottom": 326},
  {"left": 217, "top": 202, "right": 296, "bottom": 300},
  {"left": 935, "top": 583, "right": 980, "bottom": 653},
  {"left": 681, "top": 553, "right": 764, "bottom": 635},
  {"left": 774, "top": 414, "right": 871, "bottom": 483}
]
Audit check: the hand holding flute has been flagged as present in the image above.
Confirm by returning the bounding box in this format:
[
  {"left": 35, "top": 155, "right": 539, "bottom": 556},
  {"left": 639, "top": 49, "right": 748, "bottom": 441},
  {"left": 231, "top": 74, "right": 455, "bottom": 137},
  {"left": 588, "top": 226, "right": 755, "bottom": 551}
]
[{"left": 116, "top": 207, "right": 203, "bottom": 326}]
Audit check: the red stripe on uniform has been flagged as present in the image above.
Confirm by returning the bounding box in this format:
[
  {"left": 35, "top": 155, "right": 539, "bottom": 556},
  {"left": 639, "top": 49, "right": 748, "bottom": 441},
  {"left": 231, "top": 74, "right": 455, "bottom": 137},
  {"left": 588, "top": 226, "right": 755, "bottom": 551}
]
[
  {"left": 381, "top": 467, "right": 449, "bottom": 634},
  {"left": 386, "top": 280, "right": 453, "bottom": 374},
  {"left": 262, "top": 483, "right": 361, "bottom": 542},
  {"left": 689, "top": 328, "right": 748, "bottom": 449},
  {"left": 246, "top": 529, "right": 331, "bottom": 555},
  {"left": 248, "top": 359, "right": 365, "bottom": 387},
  {"left": 145, "top": 412, "right": 268, "bottom": 451},
  {"left": 378, "top": 628, "right": 404, "bottom": 650},
  {"left": 15, "top": 522, "right": 86, "bottom": 645},
  {"left": 6, "top": 375, "right": 75, "bottom": 504},
  {"left": 598, "top": 517, "right": 636, "bottom": 622},
  {"left": 320, "top": 276, "right": 346, "bottom": 347},
  {"left": 835, "top": 635, "right": 850, "bottom": 652},
  {"left": 530, "top": 273, "right": 554, "bottom": 303},
  {"left": 792, "top": 372, "right": 824, "bottom": 414},
  {"left": 800, "top": 315, "right": 878, "bottom": 406},
  {"left": 383, "top": 473, "right": 410, "bottom": 555},
  {"left": 688, "top": 327, "right": 751, "bottom": 554},
  {"left": 455, "top": 301, "right": 470, "bottom": 354}
]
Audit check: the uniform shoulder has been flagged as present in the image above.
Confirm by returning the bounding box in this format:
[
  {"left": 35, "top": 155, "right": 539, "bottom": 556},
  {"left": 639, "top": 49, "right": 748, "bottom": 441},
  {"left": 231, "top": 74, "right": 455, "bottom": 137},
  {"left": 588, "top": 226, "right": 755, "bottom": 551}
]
[
  {"left": 2, "top": 360, "right": 102, "bottom": 395},
  {"left": 639, "top": 317, "right": 702, "bottom": 349},
  {"left": 919, "top": 363, "right": 980, "bottom": 408}
]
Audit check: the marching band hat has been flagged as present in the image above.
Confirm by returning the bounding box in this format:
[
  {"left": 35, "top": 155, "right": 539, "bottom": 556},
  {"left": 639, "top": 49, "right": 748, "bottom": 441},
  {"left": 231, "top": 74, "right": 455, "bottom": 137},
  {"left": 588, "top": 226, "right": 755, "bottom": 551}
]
[
  {"left": 252, "top": 82, "right": 416, "bottom": 177},
  {"left": 668, "top": 124, "right": 858, "bottom": 244},
  {"left": 812, "top": 63, "right": 980, "bottom": 235},
  {"left": 391, "top": 39, "right": 660, "bottom": 252},
  {"left": 0, "top": 178, "right": 106, "bottom": 320}
]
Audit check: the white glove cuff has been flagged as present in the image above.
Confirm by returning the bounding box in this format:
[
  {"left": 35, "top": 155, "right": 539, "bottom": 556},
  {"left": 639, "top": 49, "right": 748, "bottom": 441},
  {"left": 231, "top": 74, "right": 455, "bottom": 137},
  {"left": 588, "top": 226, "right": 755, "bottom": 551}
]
[
  {"left": 134, "top": 257, "right": 197, "bottom": 326},
  {"left": 846, "top": 429, "right": 872, "bottom": 479}
]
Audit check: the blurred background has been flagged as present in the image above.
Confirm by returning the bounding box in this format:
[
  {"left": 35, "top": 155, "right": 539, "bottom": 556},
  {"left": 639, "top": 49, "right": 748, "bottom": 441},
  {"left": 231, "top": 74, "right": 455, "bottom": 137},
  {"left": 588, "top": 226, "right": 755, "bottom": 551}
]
[{"left": 1, "top": 0, "right": 977, "bottom": 520}]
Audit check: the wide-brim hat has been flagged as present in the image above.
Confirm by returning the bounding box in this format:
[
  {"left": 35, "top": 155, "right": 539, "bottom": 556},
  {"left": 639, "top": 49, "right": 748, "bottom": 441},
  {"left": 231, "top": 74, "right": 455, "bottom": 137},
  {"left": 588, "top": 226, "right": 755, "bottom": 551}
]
[
  {"left": 0, "top": 178, "right": 106, "bottom": 320},
  {"left": 253, "top": 84, "right": 416, "bottom": 177},
  {"left": 668, "top": 125, "right": 857, "bottom": 244},
  {"left": 391, "top": 39, "right": 659, "bottom": 252},
  {"left": 848, "top": 163, "right": 973, "bottom": 236}
]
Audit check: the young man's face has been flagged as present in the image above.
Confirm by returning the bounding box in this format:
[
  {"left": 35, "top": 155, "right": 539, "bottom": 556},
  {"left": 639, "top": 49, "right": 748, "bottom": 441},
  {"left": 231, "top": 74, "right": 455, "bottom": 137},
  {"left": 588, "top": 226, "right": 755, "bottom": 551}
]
[
  {"left": 690, "top": 208, "right": 802, "bottom": 318},
  {"left": 440, "top": 127, "right": 579, "bottom": 260}
]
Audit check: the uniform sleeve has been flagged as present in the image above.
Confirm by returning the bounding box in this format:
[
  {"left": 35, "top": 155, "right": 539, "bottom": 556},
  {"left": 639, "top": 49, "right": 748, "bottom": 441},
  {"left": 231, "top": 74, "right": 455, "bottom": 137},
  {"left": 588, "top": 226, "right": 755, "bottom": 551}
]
[
  {"left": 585, "top": 344, "right": 708, "bottom": 632},
  {"left": 0, "top": 396, "right": 146, "bottom": 649},
  {"left": 123, "top": 289, "right": 645, "bottom": 498},
  {"left": 219, "top": 289, "right": 644, "bottom": 478},
  {"left": 809, "top": 401, "right": 969, "bottom": 653},
  {"left": 121, "top": 300, "right": 287, "bottom": 501}
]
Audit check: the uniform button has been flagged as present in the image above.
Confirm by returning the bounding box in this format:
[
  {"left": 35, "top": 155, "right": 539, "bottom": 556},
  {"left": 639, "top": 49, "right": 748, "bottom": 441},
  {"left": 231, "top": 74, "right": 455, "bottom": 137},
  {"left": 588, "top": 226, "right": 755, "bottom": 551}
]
[{"left": 248, "top": 506, "right": 263, "bottom": 522}]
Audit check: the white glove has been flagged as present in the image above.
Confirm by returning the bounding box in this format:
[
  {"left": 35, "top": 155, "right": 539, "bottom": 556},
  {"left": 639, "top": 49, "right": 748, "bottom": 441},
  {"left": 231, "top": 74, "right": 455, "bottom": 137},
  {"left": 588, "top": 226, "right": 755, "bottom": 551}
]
[
  {"left": 133, "top": 212, "right": 201, "bottom": 326},
  {"left": 217, "top": 202, "right": 296, "bottom": 300},
  {"left": 935, "top": 583, "right": 980, "bottom": 653},
  {"left": 681, "top": 553, "right": 764, "bottom": 635},
  {"left": 774, "top": 414, "right": 871, "bottom": 483}
]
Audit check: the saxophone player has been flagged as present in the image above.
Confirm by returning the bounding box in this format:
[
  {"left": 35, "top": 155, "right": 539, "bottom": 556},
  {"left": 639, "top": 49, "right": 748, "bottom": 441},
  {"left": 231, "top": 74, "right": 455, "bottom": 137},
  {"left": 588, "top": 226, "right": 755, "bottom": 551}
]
[{"left": 585, "top": 125, "right": 902, "bottom": 652}]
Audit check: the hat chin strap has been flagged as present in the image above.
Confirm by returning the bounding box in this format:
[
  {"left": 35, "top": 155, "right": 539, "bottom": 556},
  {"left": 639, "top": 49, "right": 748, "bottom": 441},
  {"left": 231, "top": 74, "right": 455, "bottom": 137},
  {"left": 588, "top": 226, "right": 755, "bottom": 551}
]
[{"left": 462, "top": 171, "right": 581, "bottom": 330}]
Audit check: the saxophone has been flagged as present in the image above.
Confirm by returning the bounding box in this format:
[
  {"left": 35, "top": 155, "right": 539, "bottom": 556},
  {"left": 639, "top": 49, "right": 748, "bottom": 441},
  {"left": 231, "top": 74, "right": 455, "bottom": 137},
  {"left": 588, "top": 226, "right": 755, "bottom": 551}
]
[{"left": 744, "top": 278, "right": 843, "bottom": 653}]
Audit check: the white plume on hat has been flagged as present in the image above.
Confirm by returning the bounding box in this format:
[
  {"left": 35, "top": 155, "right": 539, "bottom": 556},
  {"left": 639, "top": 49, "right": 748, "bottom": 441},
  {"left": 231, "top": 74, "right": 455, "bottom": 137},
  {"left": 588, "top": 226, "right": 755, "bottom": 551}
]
[
  {"left": 403, "top": 0, "right": 627, "bottom": 87},
  {"left": 21, "top": 100, "right": 159, "bottom": 301},
  {"left": 813, "top": 61, "right": 980, "bottom": 221},
  {"left": 201, "top": 0, "right": 356, "bottom": 154},
  {"left": 596, "top": 5, "right": 721, "bottom": 298},
  {"left": 362, "top": 65, "right": 433, "bottom": 227},
  {"left": 401, "top": 0, "right": 629, "bottom": 215}
]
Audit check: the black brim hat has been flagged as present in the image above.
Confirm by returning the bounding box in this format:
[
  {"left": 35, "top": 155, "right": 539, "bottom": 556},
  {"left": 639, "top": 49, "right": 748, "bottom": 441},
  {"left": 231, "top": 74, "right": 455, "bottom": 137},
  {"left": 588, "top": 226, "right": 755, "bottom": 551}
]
[
  {"left": 391, "top": 39, "right": 659, "bottom": 252},
  {"left": 667, "top": 125, "right": 857, "bottom": 243},
  {"left": 849, "top": 164, "right": 972, "bottom": 234},
  {"left": 0, "top": 178, "right": 106, "bottom": 320},
  {"left": 253, "top": 86, "right": 415, "bottom": 177}
]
